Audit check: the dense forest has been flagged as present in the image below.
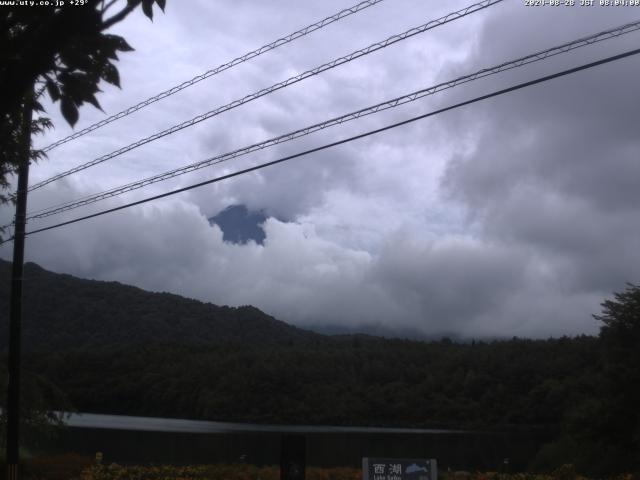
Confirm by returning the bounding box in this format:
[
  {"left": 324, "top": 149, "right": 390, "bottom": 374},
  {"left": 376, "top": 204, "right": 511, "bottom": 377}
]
[
  {"left": 0, "top": 260, "right": 638, "bottom": 474},
  {"left": 0, "top": 261, "right": 319, "bottom": 351}
]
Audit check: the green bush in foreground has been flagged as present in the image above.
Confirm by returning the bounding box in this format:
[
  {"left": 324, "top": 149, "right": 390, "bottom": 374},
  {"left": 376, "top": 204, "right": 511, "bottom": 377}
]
[
  {"left": 77, "top": 463, "right": 360, "bottom": 480},
  {"left": 72, "top": 463, "right": 636, "bottom": 480}
]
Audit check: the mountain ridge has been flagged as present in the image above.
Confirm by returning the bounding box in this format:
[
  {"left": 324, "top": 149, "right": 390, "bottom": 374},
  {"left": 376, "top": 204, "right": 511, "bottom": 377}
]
[{"left": 0, "top": 259, "right": 321, "bottom": 352}]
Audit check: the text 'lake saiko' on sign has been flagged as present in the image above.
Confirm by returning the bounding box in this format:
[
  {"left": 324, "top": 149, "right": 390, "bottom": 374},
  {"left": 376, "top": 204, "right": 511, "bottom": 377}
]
[{"left": 362, "top": 458, "right": 437, "bottom": 480}]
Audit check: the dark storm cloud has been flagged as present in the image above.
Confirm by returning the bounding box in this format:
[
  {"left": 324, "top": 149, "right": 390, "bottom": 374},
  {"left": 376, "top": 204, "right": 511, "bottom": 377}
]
[
  {"left": 439, "top": 2, "right": 640, "bottom": 316},
  {"left": 2, "top": 1, "right": 635, "bottom": 338},
  {"left": 369, "top": 232, "right": 528, "bottom": 333}
]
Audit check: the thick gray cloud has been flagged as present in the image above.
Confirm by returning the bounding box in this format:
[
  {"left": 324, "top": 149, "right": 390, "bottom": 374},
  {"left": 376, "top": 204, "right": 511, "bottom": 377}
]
[
  {"left": 2, "top": 0, "right": 638, "bottom": 338},
  {"left": 439, "top": 1, "right": 640, "bottom": 329}
]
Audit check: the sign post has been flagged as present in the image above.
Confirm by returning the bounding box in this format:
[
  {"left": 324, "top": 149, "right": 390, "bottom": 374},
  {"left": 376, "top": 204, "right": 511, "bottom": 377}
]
[
  {"left": 363, "top": 458, "right": 437, "bottom": 480},
  {"left": 280, "top": 434, "right": 306, "bottom": 480}
]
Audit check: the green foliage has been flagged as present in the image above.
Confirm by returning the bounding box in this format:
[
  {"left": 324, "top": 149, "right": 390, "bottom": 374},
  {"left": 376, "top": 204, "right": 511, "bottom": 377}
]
[
  {"left": 26, "top": 453, "right": 95, "bottom": 480},
  {"left": 0, "top": 264, "right": 600, "bottom": 430},
  {"left": 0, "top": 364, "right": 71, "bottom": 450},
  {"left": 0, "top": 260, "right": 319, "bottom": 352},
  {"left": 0, "top": 88, "right": 52, "bottom": 209},
  {"left": 24, "top": 337, "right": 599, "bottom": 431},
  {"left": 77, "top": 463, "right": 362, "bottom": 480},
  {"left": 0, "top": 0, "right": 166, "bottom": 209},
  {"left": 595, "top": 283, "right": 640, "bottom": 333},
  {"left": 534, "top": 285, "right": 640, "bottom": 476},
  {"left": 0, "top": 0, "right": 165, "bottom": 124},
  {"left": 67, "top": 463, "right": 638, "bottom": 480},
  {"left": 592, "top": 284, "right": 640, "bottom": 473},
  {"left": 2, "top": 261, "right": 639, "bottom": 475}
]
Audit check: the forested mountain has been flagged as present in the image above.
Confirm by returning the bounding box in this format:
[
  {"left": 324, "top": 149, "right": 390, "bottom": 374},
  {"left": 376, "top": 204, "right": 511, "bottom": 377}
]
[
  {"left": 0, "top": 260, "right": 319, "bottom": 351},
  {"left": 0, "top": 259, "right": 599, "bottom": 429},
  {"left": 1, "top": 260, "right": 638, "bottom": 474},
  {"left": 0, "top": 259, "right": 600, "bottom": 428}
]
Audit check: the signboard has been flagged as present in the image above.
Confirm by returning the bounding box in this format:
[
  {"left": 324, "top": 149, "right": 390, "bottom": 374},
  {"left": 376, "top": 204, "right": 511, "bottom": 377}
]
[
  {"left": 362, "top": 458, "right": 437, "bottom": 480},
  {"left": 280, "top": 434, "right": 305, "bottom": 480}
]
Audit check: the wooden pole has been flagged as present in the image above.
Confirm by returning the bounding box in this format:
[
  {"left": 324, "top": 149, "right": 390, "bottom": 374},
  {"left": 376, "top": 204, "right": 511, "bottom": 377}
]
[{"left": 5, "top": 92, "right": 33, "bottom": 480}]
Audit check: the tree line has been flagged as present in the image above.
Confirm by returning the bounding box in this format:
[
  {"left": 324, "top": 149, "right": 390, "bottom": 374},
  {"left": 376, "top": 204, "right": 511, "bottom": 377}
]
[{"left": 0, "top": 261, "right": 638, "bottom": 475}]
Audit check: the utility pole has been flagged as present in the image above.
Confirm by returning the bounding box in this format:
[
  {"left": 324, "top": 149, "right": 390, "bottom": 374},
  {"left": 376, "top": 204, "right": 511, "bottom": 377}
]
[{"left": 5, "top": 92, "right": 34, "bottom": 480}]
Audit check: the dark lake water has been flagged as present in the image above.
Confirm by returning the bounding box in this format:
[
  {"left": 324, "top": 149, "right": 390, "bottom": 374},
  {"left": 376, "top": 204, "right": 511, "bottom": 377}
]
[{"left": 31, "top": 413, "right": 552, "bottom": 471}]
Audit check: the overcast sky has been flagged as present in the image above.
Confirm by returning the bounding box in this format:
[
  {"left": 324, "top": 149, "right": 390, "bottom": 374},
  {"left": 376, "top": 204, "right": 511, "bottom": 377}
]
[{"left": 2, "top": 0, "right": 639, "bottom": 338}]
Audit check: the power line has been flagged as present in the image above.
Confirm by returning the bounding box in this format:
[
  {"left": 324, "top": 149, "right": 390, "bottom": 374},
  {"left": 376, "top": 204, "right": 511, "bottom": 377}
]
[
  {"left": 24, "top": 19, "right": 640, "bottom": 221},
  {"left": 3, "top": 47, "right": 636, "bottom": 245},
  {"left": 28, "top": 0, "right": 503, "bottom": 192},
  {"left": 40, "top": 0, "right": 387, "bottom": 153}
]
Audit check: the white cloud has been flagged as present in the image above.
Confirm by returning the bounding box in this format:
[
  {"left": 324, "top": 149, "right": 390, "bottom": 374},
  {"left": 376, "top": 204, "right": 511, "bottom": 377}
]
[{"left": 2, "top": 0, "right": 637, "bottom": 338}]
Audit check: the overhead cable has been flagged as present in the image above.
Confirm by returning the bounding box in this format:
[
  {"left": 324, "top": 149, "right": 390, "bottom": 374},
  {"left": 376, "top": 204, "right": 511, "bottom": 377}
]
[
  {"left": 25, "top": 19, "right": 640, "bottom": 221},
  {"left": 41, "top": 0, "right": 387, "bottom": 153},
  {"left": 29, "top": 0, "right": 503, "bottom": 192},
  {"left": 2, "top": 46, "right": 636, "bottom": 245}
]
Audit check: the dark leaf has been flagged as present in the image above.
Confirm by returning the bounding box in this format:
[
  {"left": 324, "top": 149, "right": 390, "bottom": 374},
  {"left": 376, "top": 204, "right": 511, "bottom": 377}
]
[
  {"left": 59, "top": 45, "right": 96, "bottom": 72},
  {"left": 45, "top": 79, "right": 60, "bottom": 102},
  {"left": 34, "top": 117, "right": 52, "bottom": 128},
  {"left": 60, "top": 98, "right": 79, "bottom": 127},
  {"left": 29, "top": 149, "right": 48, "bottom": 163},
  {"left": 32, "top": 117, "right": 54, "bottom": 133},
  {"left": 59, "top": 72, "right": 98, "bottom": 103},
  {"left": 103, "top": 34, "right": 134, "bottom": 52},
  {"left": 85, "top": 93, "right": 103, "bottom": 112},
  {"left": 100, "top": 63, "right": 121, "bottom": 88},
  {"left": 142, "top": 0, "right": 154, "bottom": 20},
  {"left": 155, "top": 0, "right": 166, "bottom": 11},
  {"left": 32, "top": 100, "right": 45, "bottom": 113}
]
